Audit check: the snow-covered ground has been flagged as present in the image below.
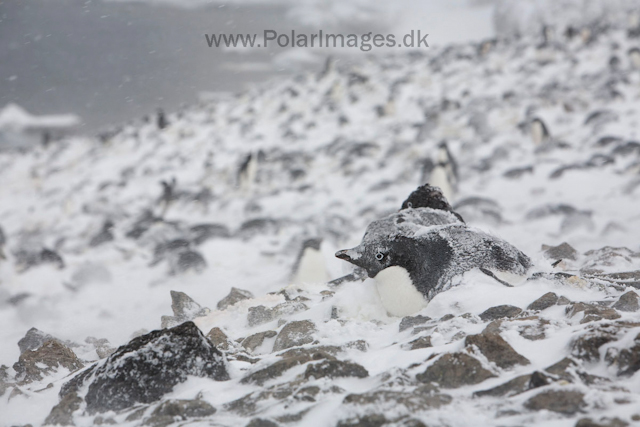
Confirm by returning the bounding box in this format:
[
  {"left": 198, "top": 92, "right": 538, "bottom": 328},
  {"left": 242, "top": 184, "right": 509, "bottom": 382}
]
[{"left": 1, "top": 14, "right": 640, "bottom": 427}]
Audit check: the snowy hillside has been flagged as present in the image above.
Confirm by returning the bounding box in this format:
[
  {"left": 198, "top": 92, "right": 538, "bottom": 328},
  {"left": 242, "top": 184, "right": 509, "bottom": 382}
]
[{"left": 1, "top": 20, "right": 640, "bottom": 427}]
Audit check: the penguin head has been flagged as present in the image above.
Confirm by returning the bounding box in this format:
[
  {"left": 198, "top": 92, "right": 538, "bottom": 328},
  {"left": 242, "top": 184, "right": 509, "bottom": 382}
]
[{"left": 335, "top": 237, "right": 413, "bottom": 279}]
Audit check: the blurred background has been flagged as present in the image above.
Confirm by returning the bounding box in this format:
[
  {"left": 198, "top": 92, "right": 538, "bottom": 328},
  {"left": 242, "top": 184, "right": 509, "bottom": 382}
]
[{"left": 1, "top": 0, "right": 496, "bottom": 136}]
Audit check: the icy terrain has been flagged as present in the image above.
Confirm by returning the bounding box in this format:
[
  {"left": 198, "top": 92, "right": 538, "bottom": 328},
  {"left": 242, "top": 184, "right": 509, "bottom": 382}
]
[{"left": 1, "top": 20, "right": 640, "bottom": 427}]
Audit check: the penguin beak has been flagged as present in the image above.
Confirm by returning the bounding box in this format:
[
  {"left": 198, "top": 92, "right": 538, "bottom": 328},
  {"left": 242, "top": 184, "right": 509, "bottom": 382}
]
[
  {"left": 335, "top": 249, "right": 352, "bottom": 261},
  {"left": 335, "top": 247, "right": 361, "bottom": 265}
]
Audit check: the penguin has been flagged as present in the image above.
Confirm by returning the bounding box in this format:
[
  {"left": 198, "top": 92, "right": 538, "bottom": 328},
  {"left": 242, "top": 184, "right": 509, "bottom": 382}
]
[
  {"left": 290, "top": 238, "right": 329, "bottom": 285},
  {"left": 530, "top": 117, "right": 550, "bottom": 146},
  {"left": 424, "top": 142, "right": 458, "bottom": 202},
  {"left": 628, "top": 48, "right": 640, "bottom": 69},
  {"left": 0, "top": 225, "right": 5, "bottom": 260},
  {"left": 157, "top": 108, "right": 168, "bottom": 130},
  {"left": 335, "top": 199, "right": 530, "bottom": 317},
  {"left": 238, "top": 151, "right": 260, "bottom": 193},
  {"left": 401, "top": 184, "right": 465, "bottom": 223},
  {"left": 159, "top": 177, "right": 177, "bottom": 217}
]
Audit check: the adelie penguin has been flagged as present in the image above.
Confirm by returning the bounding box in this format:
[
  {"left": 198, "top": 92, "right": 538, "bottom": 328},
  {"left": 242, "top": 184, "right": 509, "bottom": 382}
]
[{"left": 335, "top": 185, "right": 531, "bottom": 317}]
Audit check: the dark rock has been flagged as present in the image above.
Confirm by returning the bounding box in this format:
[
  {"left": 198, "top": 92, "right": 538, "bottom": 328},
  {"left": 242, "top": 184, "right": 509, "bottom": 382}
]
[
  {"left": 188, "top": 223, "right": 231, "bottom": 245},
  {"left": 399, "top": 315, "right": 431, "bottom": 332},
  {"left": 408, "top": 336, "right": 432, "bottom": 350},
  {"left": 528, "top": 292, "right": 559, "bottom": 311},
  {"left": 142, "top": 399, "right": 215, "bottom": 426},
  {"left": 474, "top": 374, "right": 530, "bottom": 398},
  {"left": 337, "top": 414, "right": 427, "bottom": 427},
  {"left": 59, "top": 322, "right": 228, "bottom": 414},
  {"left": 575, "top": 417, "right": 629, "bottom": 427},
  {"left": 226, "top": 384, "right": 295, "bottom": 415},
  {"left": 524, "top": 390, "right": 586, "bottom": 415},
  {"left": 439, "top": 314, "right": 455, "bottom": 321},
  {"left": 206, "top": 327, "right": 231, "bottom": 351},
  {"left": 479, "top": 305, "right": 522, "bottom": 321},
  {"left": 570, "top": 322, "right": 624, "bottom": 362},
  {"left": 304, "top": 360, "right": 368, "bottom": 380},
  {"left": 18, "top": 328, "right": 57, "bottom": 354},
  {"left": 477, "top": 370, "right": 551, "bottom": 398},
  {"left": 542, "top": 242, "right": 578, "bottom": 261},
  {"left": 218, "top": 287, "right": 254, "bottom": 311},
  {"left": 465, "top": 329, "right": 530, "bottom": 369},
  {"left": 343, "top": 389, "right": 452, "bottom": 411},
  {"left": 272, "top": 320, "right": 316, "bottom": 352},
  {"left": 545, "top": 357, "right": 579, "bottom": 382},
  {"left": 242, "top": 331, "right": 277, "bottom": 353},
  {"left": 566, "top": 302, "right": 621, "bottom": 323},
  {"left": 416, "top": 352, "right": 495, "bottom": 388},
  {"left": 241, "top": 351, "right": 334, "bottom": 385},
  {"left": 14, "top": 340, "right": 83, "bottom": 384},
  {"left": 44, "top": 391, "right": 82, "bottom": 426},
  {"left": 612, "top": 292, "right": 639, "bottom": 312},
  {"left": 605, "top": 332, "right": 640, "bottom": 377},
  {"left": 246, "top": 419, "right": 280, "bottom": 427}
]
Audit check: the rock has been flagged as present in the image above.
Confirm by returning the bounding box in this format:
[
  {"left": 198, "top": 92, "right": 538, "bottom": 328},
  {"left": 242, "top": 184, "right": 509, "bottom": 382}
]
[
  {"left": 59, "top": 322, "right": 228, "bottom": 414},
  {"left": 343, "top": 389, "right": 452, "bottom": 411},
  {"left": 246, "top": 419, "right": 279, "bottom": 427},
  {"left": 465, "top": 328, "right": 530, "bottom": 369},
  {"left": 416, "top": 353, "right": 495, "bottom": 388},
  {"left": 272, "top": 320, "right": 316, "bottom": 352},
  {"left": 337, "top": 414, "right": 427, "bottom": 427},
  {"left": 570, "top": 326, "right": 619, "bottom": 362},
  {"left": 14, "top": 340, "right": 83, "bottom": 384},
  {"left": 241, "top": 351, "right": 334, "bottom": 385},
  {"left": 580, "top": 247, "right": 640, "bottom": 275},
  {"left": 218, "top": 287, "right": 254, "bottom": 310},
  {"left": 474, "top": 371, "right": 551, "bottom": 398},
  {"left": 408, "top": 336, "right": 432, "bottom": 350},
  {"left": 248, "top": 306, "right": 275, "bottom": 327},
  {"left": 206, "top": 327, "right": 231, "bottom": 351},
  {"left": 18, "top": 328, "right": 58, "bottom": 354},
  {"left": 612, "top": 291, "right": 639, "bottom": 312},
  {"left": 479, "top": 305, "right": 522, "bottom": 321},
  {"left": 142, "top": 399, "right": 215, "bottom": 427},
  {"left": 161, "top": 291, "right": 210, "bottom": 328},
  {"left": 226, "top": 383, "right": 295, "bottom": 416},
  {"left": 524, "top": 390, "right": 586, "bottom": 415},
  {"left": 575, "top": 417, "right": 629, "bottom": 427},
  {"left": 528, "top": 292, "right": 559, "bottom": 311},
  {"left": 242, "top": 331, "right": 277, "bottom": 353},
  {"left": 0, "top": 365, "right": 9, "bottom": 397},
  {"left": 605, "top": 332, "right": 640, "bottom": 377},
  {"left": 85, "top": 337, "right": 116, "bottom": 359},
  {"left": 304, "top": 360, "right": 368, "bottom": 380},
  {"left": 566, "top": 302, "right": 621, "bottom": 324},
  {"left": 542, "top": 242, "right": 578, "bottom": 261},
  {"left": 399, "top": 315, "right": 431, "bottom": 332},
  {"left": 44, "top": 391, "right": 83, "bottom": 426}
]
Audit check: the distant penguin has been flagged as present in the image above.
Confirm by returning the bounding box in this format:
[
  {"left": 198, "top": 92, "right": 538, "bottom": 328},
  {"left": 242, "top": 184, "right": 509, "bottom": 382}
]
[
  {"left": 159, "top": 177, "right": 177, "bottom": 216},
  {"left": 427, "top": 142, "right": 458, "bottom": 201},
  {"left": 629, "top": 48, "right": 640, "bottom": 69},
  {"left": 157, "top": 108, "right": 168, "bottom": 130},
  {"left": 335, "top": 190, "right": 530, "bottom": 316},
  {"left": 530, "top": 117, "right": 550, "bottom": 146},
  {"left": 89, "top": 220, "right": 115, "bottom": 247},
  {"left": 238, "top": 151, "right": 261, "bottom": 193},
  {"left": 290, "top": 238, "right": 329, "bottom": 285},
  {"left": 0, "top": 225, "right": 5, "bottom": 260}
]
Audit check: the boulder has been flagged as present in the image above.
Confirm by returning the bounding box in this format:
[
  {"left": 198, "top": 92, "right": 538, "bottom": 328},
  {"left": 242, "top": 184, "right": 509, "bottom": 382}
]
[
  {"left": 479, "top": 305, "right": 522, "bottom": 321},
  {"left": 217, "top": 287, "right": 254, "bottom": 311},
  {"left": 272, "top": 320, "right": 316, "bottom": 352},
  {"left": 59, "top": 322, "right": 228, "bottom": 414},
  {"left": 524, "top": 389, "right": 586, "bottom": 415},
  {"left": 14, "top": 340, "right": 83, "bottom": 384},
  {"left": 416, "top": 353, "right": 495, "bottom": 388}
]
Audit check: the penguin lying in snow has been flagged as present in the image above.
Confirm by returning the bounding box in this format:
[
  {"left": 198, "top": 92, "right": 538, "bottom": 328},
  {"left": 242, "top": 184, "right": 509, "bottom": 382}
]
[{"left": 335, "top": 185, "right": 531, "bottom": 316}]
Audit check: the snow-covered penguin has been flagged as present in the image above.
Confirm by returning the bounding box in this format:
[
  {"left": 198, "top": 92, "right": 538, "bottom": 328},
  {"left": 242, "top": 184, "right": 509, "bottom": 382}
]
[
  {"left": 335, "top": 188, "right": 531, "bottom": 316},
  {"left": 290, "top": 238, "right": 329, "bottom": 285},
  {"left": 422, "top": 142, "right": 458, "bottom": 201}
]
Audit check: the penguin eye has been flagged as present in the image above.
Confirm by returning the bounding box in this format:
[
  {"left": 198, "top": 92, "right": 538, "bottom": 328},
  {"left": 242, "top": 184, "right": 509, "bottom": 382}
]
[{"left": 375, "top": 252, "right": 386, "bottom": 261}]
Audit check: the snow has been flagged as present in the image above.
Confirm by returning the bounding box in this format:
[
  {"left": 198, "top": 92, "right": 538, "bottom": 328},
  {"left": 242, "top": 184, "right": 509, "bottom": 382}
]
[{"left": 1, "top": 8, "right": 640, "bottom": 427}]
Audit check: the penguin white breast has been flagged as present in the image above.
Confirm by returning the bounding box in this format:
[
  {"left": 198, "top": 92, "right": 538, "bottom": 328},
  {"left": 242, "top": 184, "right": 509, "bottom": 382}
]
[
  {"left": 292, "top": 248, "right": 329, "bottom": 284},
  {"left": 374, "top": 266, "right": 428, "bottom": 317}
]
